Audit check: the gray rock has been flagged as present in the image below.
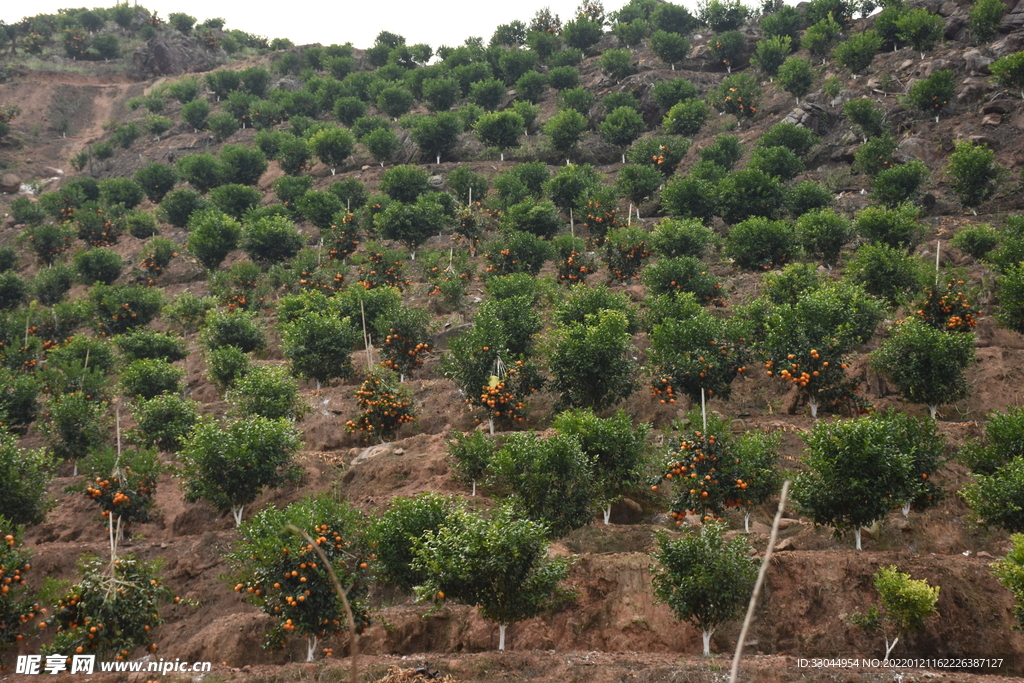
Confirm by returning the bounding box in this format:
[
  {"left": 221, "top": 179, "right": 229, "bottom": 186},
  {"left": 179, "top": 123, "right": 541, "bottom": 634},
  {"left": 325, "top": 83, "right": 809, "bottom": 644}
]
[
  {"left": 898, "top": 137, "right": 943, "bottom": 164},
  {"left": 0, "top": 173, "right": 21, "bottom": 194},
  {"left": 964, "top": 49, "right": 993, "bottom": 75}
]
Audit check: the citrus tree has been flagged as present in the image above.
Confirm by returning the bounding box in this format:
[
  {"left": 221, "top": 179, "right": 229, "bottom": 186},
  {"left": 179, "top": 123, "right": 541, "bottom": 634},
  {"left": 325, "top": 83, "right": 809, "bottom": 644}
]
[
  {"left": 345, "top": 368, "right": 416, "bottom": 443},
  {"left": 945, "top": 139, "right": 1001, "bottom": 212},
  {"left": 474, "top": 110, "right": 524, "bottom": 161},
  {"left": 850, "top": 565, "right": 940, "bottom": 660},
  {"left": 78, "top": 447, "right": 162, "bottom": 555},
  {"left": 446, "top": 430, "right": 497, "bottom": 497},
  {"left": 0, "top": 519, "right": 38, "bottom": 655},
  {"left": 368, "top": 492, "right": 461, "bottom": 593},
  {"left": 872, "top": 317, "right": 975, "bottom": 419},
  {"left": 0, "top": 426, "right": 53, "bottom": 526},
  {"left": 758, "top": 280, "right": 883, "bottom": 417},
  {"left": 40, "top": 554, "right": 178, "bottom": 660},
  {"left": 412, "top": 504, "right": 574, "bottom": 651},
  {"left": 992, "top": 534, "right": 1024, "bottom": 629},
  {"left": 648, "top": 308, "right": 749, "bottom": 405},
  {"left": 279, "top": 312, "right": 360, "bottom": 389},
  {"left": 990, "top": 51, "right": 1024, "bottom": 98},
  {"left": 227, "top": 496, "right": 372, "bottom": 661},
  {"left": 488, "top": 431, "right": 596, "bottom": 538},
  {"left": 651, "top": 521, "right": 757, "bottom": 656},
  {"left": 794, "top": 411, "right": 931, "bottom": 549},
  {"left": 961, "top": 457, "right": 1024, "bottom": 532},
  {"left": 178, "top": 416, "right": 302, "bottom": 526},
  {"left": 548, "top": 310, "right": 638, "bottom": 411},
  {"left": 552, "top": 408, "right": 649, "bottom": 524}
]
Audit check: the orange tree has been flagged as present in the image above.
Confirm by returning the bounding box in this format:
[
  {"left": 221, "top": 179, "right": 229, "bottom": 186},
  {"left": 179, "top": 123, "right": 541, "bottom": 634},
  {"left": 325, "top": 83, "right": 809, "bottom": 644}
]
[
  {"left": 755, "top": 280, "right": 883, "bottom": 418},
  {"left": 178, "top": 416, "right": 302, "bottom": 527},
  {"left": 40, "top": 554, "right": 178, "bottom": 660},
  {"left": 548, "top": 310, "right": 638, "bottom": 411},
  {"left": 0, "top": 519, "right": 39, "bottom": 655},
  {"left": 650, "top": 410, "right": 778, "bottom": 524},
  {"left": 648, "top": 308, "right": 750, "bottom": 404},
  {"left": 374, "top": 303, "right": 433, "bottom": 382},
  {"left": 602, "top": 226, "right": 652, "bottom": 282},
  {"left": 78, "top": 447, "right": 162, "bottom": 555},
  {"left": 279, "top": 312, "right": 360, "bottom": 389},
  {"left": 651, "top": 521, "right": 757, "bottom": 656},
  {"left": 872, "top": 317, "right": 975, "bottom": 419},
  {"left": 915, "top": 276, "right": 981, "bottom": 332},
  {"left": 227, "top": 496, "right": 372, "bottom": 661},
  {"left": 442, "top": 301, "right": 544, "bottom": 434},
  {"left": 552, "top": 408, "right": 649, "bottom": 524},
  {"left": 368, "top": 492, "right": 461, "bottom": 593},
  {"left": 0, "top": 425, "right": 53, "bottom": 526},
  {"left": 793, "top": 410, "right": 940, "bottom": 549},
  {"left": 344, "top": 368, "right": 416, "bottom": 443},
  {"left": 411, "top": 504, "right": 573, "bottom": 651}
]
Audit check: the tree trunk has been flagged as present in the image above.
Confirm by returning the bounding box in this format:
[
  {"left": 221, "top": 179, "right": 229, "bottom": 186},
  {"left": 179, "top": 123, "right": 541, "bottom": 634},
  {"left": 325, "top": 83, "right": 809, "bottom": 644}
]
[
  {"left": 702, "top": 628, "right": 714, "bottom": 656},
  {"left": 498, "top": 624, "right": 507, "bottom": 651},
  {"left": 471, "top": 480, "right": 476, "bottom": 497},
  {"left": 603, "top": 504, "right": 612, "bottom": 525},
  {"left": 928, "top": 405, "right": 937, "bottom": 420},
  {"left": 232, "top": 505, "right": 245, "bottom": 527},
  {"left": 854, "top": 528, "right": 862, "bottom": 550},
  {"left": 809, "top": 397, "right": 819, "bottom": 419},
  {"left": 307, "top": 635, "right": 319, "bottom": 662},
  {"left": 884, "top": 635, "right": 898, "bottom": 660},
  {"left": 744, "top": 511, "right": 751, "bottom": 533},
  {"left": 489, "top": 418, "right": 495, "bottom": 435},
  {"left": 902, "top": 502, "right": 911, "bottom": 516}
]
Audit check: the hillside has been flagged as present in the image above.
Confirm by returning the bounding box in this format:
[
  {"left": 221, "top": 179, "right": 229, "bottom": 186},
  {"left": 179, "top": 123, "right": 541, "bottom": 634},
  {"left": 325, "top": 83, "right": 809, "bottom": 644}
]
[{"left": 3, "top": 1, "right": 1024, "bottom": 681}]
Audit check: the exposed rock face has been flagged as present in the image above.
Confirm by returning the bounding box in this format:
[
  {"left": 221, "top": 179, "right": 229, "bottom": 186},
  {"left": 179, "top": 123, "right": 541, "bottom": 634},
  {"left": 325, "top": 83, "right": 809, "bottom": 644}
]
[
  {"left": 131, "top": 33, "right": 227, "bottom": 78},
  {"left": 0, "top": 173, "right": 20, "bottom": 194}
]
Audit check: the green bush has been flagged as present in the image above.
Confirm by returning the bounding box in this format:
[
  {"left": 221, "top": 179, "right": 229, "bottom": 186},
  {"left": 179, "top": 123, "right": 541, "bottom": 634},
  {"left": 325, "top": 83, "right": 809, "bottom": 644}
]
[
  {"left": 946, "top": 139, "right": 1001, "bottom": 210},
  {"left": 0, "top": 272, "right": 27, "bottom": 310},
  {"left": 905, "top": 70, "right": 955, "bottom": 119},
  {"left": 32, "top": 263, "right": 74, "bottom": 305},
  {"left": 548, "top": 310, "right": 638, "bottom": 411},
  {"left": 803, "top": 15, "right": 842, "bottom": 62},
  {"left": 664, "top": 99, "right": 710, "bottom": 136},
  {"left": 649, "top": 218, "right": 715, "bottom": 259},
  {"left": 603, "top": 226, "right": 652, "bottom": 282},
  {"left": 661, "top": 175, "right": 717, "bottom": 222},
  {"left": 846, "top": 243, "right": 924, "bottom": 304},
  {"left": 708, "top": 30, "right": 745, "bottom": 72},
  {"left": 756, "top": 122, "right": 818, "bottom": 158},
  {"left": 725, "top": 217, "right": 798, "bottom": 270},
  {"left": 798, "top": 208, "right": 854, "bottom": 266},
  {"left": 544, "top": 108, "right": 589, "bottom": 159},
  {"left": 42, "top": 391, "right": 106, "bottom": 467},
  {"left": 708, "top": 73, "right": 759, "bottom": 119},
  {"left": 990, "top": 51, "right": 1024, "bottom": 98},
  {"left": 854, "top": 202, "right": 921, "bottom": 249},
  {"left": 202, "top": 309, "right": 265, "bottom": 353},
  {"left": 751, "top": 35, "right": 791, "bottom": 76},
  {"left": 241, "top": 215, "right": 304, "bottom": 266},
  {"left": 206, "top": 345, "right": 252, "bottom": 391},
  {"left": 748, "top": 145, "right": 804, "bottom": 180},
  {"left": 207, "top": 112, "right": 240, "bottom": 141},
  {"left": 186, "top": 209, "right": 241, "bottom": 271},
  {"left": 854, "top": 132, "right": 899, "bottom": 177},
  {"left": 616, "top": 164, "right": 663, "bottom": 210},
  {"left": 843, "top": 97, "right": 888, "bottom": 141},
  {"left": 553, "top": 284, "right": 638, "bottom": 331},
  {"left": 130, "top": 393, "right": 200, "bottom": 452},
  {"left": 114, "top": 329, "right": 186, "bottom": 362},
  {"left": 718, "top": 170, "right": 786, "bottom": 225},
  {"left": 134, "top": 163, "right": 178, "bottom": 204},
  {"left": 0, "top": 426, "right": 53, "bottom": 525},
  {"left": 557, "top": 87, "right": 595, "bottom": 115},
  {"left": 379, "top": 165, "right": 431, "bottom": 203},
  {"left": 786, "top": 181, "right": 834, "bottom": 217},
  {"left": 221, "top": 144, "right": 269, "bottom": 186},
  {"left": 961, "top": 457, "right": 1024, "bottom": 532},
  {"left": 652, "top": 79, "right": 699, "bottom": 110},
  {"left": 548, "top": 66, "right": 581, "bottom": 91},
  {"left": 951, "top": 223, "right": 998, "bottom": 260},
  {"left": 896, "top": 8, "right": 945, "bottom": 56},
  {"left": 600, "top": 106, "right": 645, "bottom": 152},
  {"left": 833, "top": 30, "right": 882, "bottom": 74},
  {"left": 160, "top": 188, "right": 208, "bottom": 228},
  {"left": 777, "top": 56, "right": 814, "bottom": 102},
  {"left": 228, "top": 365, "right": 303, "bottom": 420},
  {"left": 642, "top": 256, "right": 723, "bottom": 305},
  {"left": 872, "top": 161, "right": 930, "bottom": 207},
  {"left": 370, "top": 493, "right": 460, "bottom": 592},
  {"left": 176, "top": 153, "right": 228, "bottom": 193},
  {"left": 626, "top": 136, "right": 690, "bottom": 177},
  {"left": 701, "top": 0, "right": 750, "bottom": 31},
  {"left": 120, "top": 358, "right": 185, "bottom": 400},
  {"left": 10, "top": 198, "right": 46, "bottom": 226},
  {"left": 74, "top": 248, "right": 122, "bottom": 286},
  {"left": 209, "top": 184, "right": 262, "bottom": 220},
  {"left": 600, "top": 48, "right": 634, "bottom": 80}
]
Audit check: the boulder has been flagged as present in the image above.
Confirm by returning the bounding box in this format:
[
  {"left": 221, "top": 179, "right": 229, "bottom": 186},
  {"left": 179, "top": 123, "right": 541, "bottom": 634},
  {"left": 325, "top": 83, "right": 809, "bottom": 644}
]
[
  {"left": 898, "top": 137, "right": 943, "bottom": 164},
  {"left": 609, "top": 497, "right": 644, "bottom": 525},
  {"left": 964, "top": 49, "right": 994, "bottom": 74},
  {"left": 0, "top": 173, "right": 20, "bottom": 194}
]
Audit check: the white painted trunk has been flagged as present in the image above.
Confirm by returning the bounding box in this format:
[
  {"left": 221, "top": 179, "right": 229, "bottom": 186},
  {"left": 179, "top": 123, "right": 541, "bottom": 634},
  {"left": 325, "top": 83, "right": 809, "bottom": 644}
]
[
  {"left": 489, "top": 418, "right": 495, "bottom": 435},
  {"left": 471, "top": 480, "right": 477, "bottom": 497},
  {"left": 702, "top": 628, "right": 713, "bottom": 656},
  {"left": 498, "top": 624, "right": 507, "bottom": 651},
  {"left": 902, "top": 502, "right": 911, "bottom": 516},
  {"left": 232, "top": 505, "right": 245, "bottom": 527},
  {"left": 809, "top": 397, "right": 819, "bottom": 419},
  {"left": 73, "top": 462, "right": 78, "bottom": 477},
  {"left": 621, "top": 153, "right": 626, "bottom": 164},
  {"left": 500, "top": 152, "right": 504, "bottom": 161},
  {"left": 929, "top": 405, "right": 937, "bottom": 420},
  {"left": 436, "top": 155, "right": 441, "bottom": 165},
  {"left": 603, "top": 504, "right": 612, "bottom": 525},
  {"left": 744, "top": 512, "right": 751, "bottom": 533},
  {"left": 884, "top": 635, "right": 898, "bottom": 660},
  {"left": 331, "top": 168, "right": 336, "bottom": 175},
  {"left": 854, "top": 528, "right": 862, "bottom": 550},
  {"left": 306, "top": 635, "right": 319, "bottom": 662}
]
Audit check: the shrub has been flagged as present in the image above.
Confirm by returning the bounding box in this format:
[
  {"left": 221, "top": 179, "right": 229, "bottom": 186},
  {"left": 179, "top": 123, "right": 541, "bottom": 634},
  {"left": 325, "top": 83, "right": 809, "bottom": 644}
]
[
  {"left": 134, "top": 163, "right": 177, "bottom": 204},
  {"left": 757, "top": 122, "right": 818, "bottom": 158},
  {"left": 786, "top": 181, "right": 834, "bottom": 217},
  {"left": 412, "top": 504, "right": 572, "bottom": 651},
  {"left": 241, "top": 215, "right": 305, "bottom": 266},
  {"left": 201, "top": 310, "right": 265, "bottom": 353},
  {"left": 871, "top": 160, "right": 929, "bottom": 208},
  {"left": 616, "top": 164, "right": 663, "bottom": 212},
  {"left": 179, "top": 415, "right": 301, "bottom": 526},
  {"left": 558, "top": 86, "right": 595, "bottom": 115},
  {"left": 852, "top": 566, "right": 940, "bottom": 660},
  {"left": 370, "top": 493, "right": 460, "bottom": 592},
  {"left": 794, "top": 411, "right": 932, "bottom": 549},
  {"left": 562, "top": 16, "right": 603, "bottom": 52},
  {"left": 160, "top": 188, "right": 208, "bottom": 228},
  {"left": 833, "top": 30, "right": 882, "bottom": 74},
  {"left": 549, "top": 310, "right": 638, "bottom": 411},
  {"left": 798, "top": 208, "right": 854, "bottom": 266},
  {"left": 548, "top": 66, "right": 581, "bottom": 91},
  {"left": 32, "top": 263, "right": 74, "bottom": 305},
  {"left": 474, "top": 110, "right": 525, "bottom": 159},
  {"left": 803, "top": 15, "right": 842, "bottom": 62},
  {"left": 228, "top": 365, "right": 303, "bottom": 420},
  {"left": 699, "top": 134, "right": 743, "bottom": 171},
  {"left": 41, "top": 391, "right": 106, "bottom": 469},
  {"left": 627, "top": 136, "right": 691, "bottom": 177},
  {"left": 0, "top": 427, "right": 53, "bottom": 526},
  {"left": 649, "top": 218, "right": 715, "bottom": 259},
  {"left": 749, "top": 145, "right": 804, "bottom": 180},
  {"left": 990, "top": 51, "right": 1024, "bottom": 98},
  {"left": 661, "top": 175, "right": 717, "bottom": 222},
  {"left": 969, "top": 0, "right": 1005, "bottom": 43},
  {"left": 207, "top": 112, "right": 240, "bottom": 141},
  {"left": 896, "top": 8, "right": 945, "bottom": 57},
  {"left": 130, "top": 393, "right": 200, "bottom": 452},
  {"left": 664, "top": 99, "right": 710, "bottom": 136},
  {"left": 777, "top": 56, "right": 814, "bottom": 102},
  {"left": 725, "top": 217, "right": 797, "bottom": 271},
  {"left": 873, "top": 317, "right": 974, "bottom": 418},
  {"left": 176, "top": 153, "right": 228, "bottom": 193},
  {"left": 119, "top": 358, "right": 184, "bottom": 401},
  {"left": 379, "top": 165, "right": 431, "bottom": 203},
  {"left": 115, "top": 329, "right": 186, "bottom": 363},
  {"left": 74, "top": 248, "right": 122, "bottom": 286},
  {"left": 718, "top": 170, "right": 786, "bottom": 225},
  {"left": 751, "top": 35, "right": 791, "bottom": 77},
  {"left": 186, "top": 209, "right": 241, "bottom": 271},
  {"left": 209, "top": 184, "right": 262, "bottom": 220},
  {"left": 206, "top": 345, "right": 252, "bottom": 391},
  {"left": 649, "top": 308, "right": 747, "bottom": 404},
  {"left": 0, "top": 272, "right": 27, "bottom": 310},
  {"left": 345, "top": 368, "right": 416, "bottom": 442},
  {"left": 279, "top": 312, "right": 358, "bottom": 388},
  {"left": 600, "top": 48, "right": 634, "bottom": 81},
  {"left": 951, "top": 223, "right": 998, "bottom": 260},
  {"left": 603, "top": 226, "right": 652, "bottom": 282},
  {"left": 652, "top": 522, "right": 757, "bottom": 656},
  {"left": 701, "top": 0, "right": 750, "bottom": 31},
  {"left": 708, "top": 72, "right": 760, "bottom": 120},
  {"left": 846, "top": 243, "right": 923, "bottom": 304},
  {"left": 843, "top": 98, "right": 888, "bottom": 141},
  {"left": 652, "top": 78, "right": 699, "bottom": 110},
  {"left": 221, "top": 144, "right": 269, "bottom": 186},
  {"left": 708, "top": 30, "right": 745, "bottom": 73},
  {"left": 854, "top": 202, "right": 921, "bottom": 249},
  {"left": 906, "top": 70, "right": 955, "bottom": 120},
  {"left": 600, "top": 106, "right": 645, "bottom": 154},
  {"left": 946, "top": 139, "right": 1001, "bottom": 211},
  {"left": 544, "top": 108, "right": 589, "bottom": 159},
  {"left": 643, "top": 255, "right": 723, "bottom": 305},
  {"left": 993, "top": 534, "right": 1024, "bottom": 630}
]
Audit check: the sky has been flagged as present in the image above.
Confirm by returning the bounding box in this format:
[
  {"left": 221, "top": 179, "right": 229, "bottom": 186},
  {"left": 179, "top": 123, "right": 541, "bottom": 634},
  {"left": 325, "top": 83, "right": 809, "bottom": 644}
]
[{"left": 0, "top": 0, "right": 706, "bottom": 53}]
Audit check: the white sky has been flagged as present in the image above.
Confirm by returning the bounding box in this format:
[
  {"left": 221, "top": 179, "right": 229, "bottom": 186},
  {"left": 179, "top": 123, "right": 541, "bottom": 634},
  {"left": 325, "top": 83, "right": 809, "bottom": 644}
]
[{"left": 0, "top": 0, "right": 705, "bottom": 53}]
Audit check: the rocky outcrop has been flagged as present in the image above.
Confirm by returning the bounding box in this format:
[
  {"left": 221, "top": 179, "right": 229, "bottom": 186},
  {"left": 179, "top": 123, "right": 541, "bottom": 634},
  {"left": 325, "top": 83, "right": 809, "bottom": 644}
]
[{"left": 131, "top": 33, "right": 227, "bottom": 78}]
